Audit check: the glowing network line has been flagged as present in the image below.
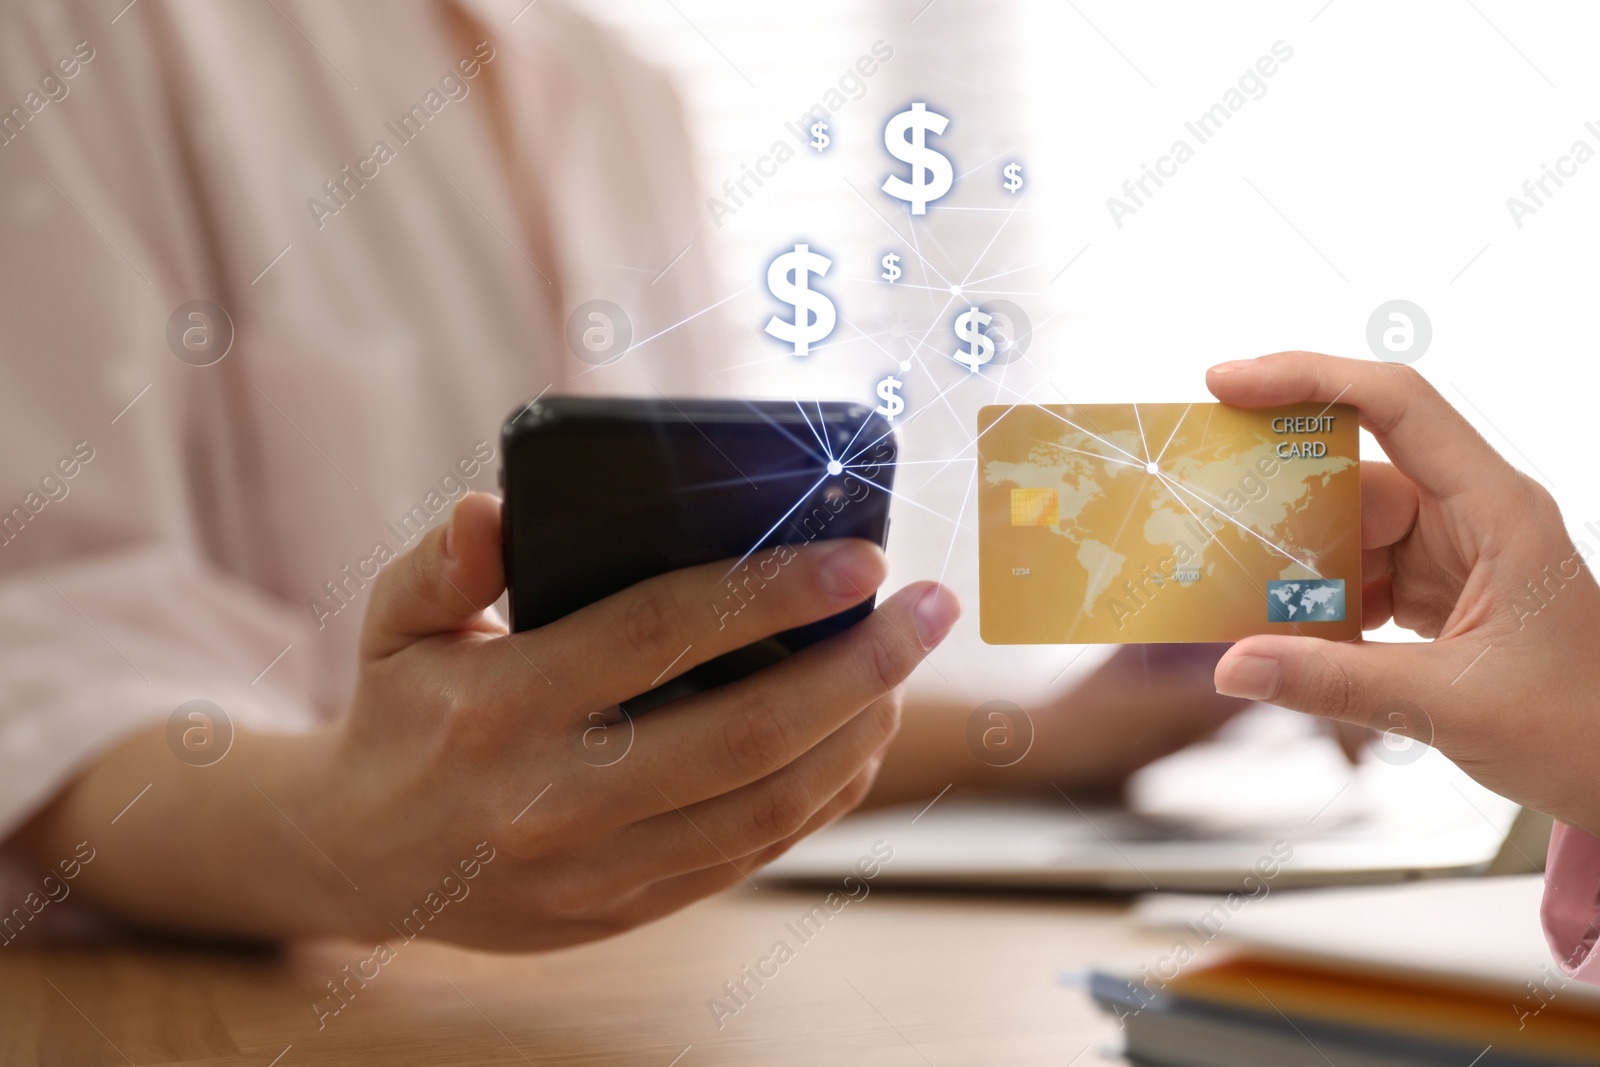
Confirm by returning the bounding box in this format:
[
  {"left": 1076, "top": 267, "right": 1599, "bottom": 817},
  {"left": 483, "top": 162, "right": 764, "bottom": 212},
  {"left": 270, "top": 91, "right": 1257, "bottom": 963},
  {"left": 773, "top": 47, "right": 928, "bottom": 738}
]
[
  {"left": 708, "top": 129, "right": 1067, "bottom": 585},
  {"left": 1132, "top": 402, "right": 1151, "bottom": 464},
  {"left": 878, "top": 282, "right": 1048, "bottom": 298},
  {"left": 649, "top": 386, "right": 759, "bottom": 491},
  {"left": 572, "top": 283, "right": 756, "bottom": 382},
  {"left": 1146, "top": 467, "right": 1353, "bottom": 676},
  {"left": 955, "top": 144, "right": 1024, "bottom": 183},
  {"left": 843, "top": 469, "right": 975, "bottom": 532},
  {"left": 733, "top": 398, "right": 832, "bottom": 467},
  {"left": 840, "top": 175, "right": 955, "bottom": 289},
  {"left": 672, "top": 468, "right": 822, "bottom": 495},
  {"left": 1153, "top": 472, "right": 1324, "bottom": 578},
  {"left": 719, "top": 471, "right": 832, "bottom": 581},
  {"left": 851, "top": 371, "right": 1052, "bottom": 489},
  {"left": 959, "top": 186, "right": 1028, "bottom": 289},
  {"left": 1151, "top": 403, "right": 1193, "bottom": 467},
  {"left": 1030, "top": 438, "right": 1146, "bottom": 471},
  {"left": 839, "top": 352, "right": 986, "bottom": 471},
  {"left": 836, "top": 399, "right": 875, "bottom": 461},
  {"left": 962, "top": 262, "right": 1043, "bottom": 287},
  {"left": 938, "top": 463, "right": 976, "bottom": 590},
  {"left": 791, "top": 398, "right": 833, "bottom": 464}
]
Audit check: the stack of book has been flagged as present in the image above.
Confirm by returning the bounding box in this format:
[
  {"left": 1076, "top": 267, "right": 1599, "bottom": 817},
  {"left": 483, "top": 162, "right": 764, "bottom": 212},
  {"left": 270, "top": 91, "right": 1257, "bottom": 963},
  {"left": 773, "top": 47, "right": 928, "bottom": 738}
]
[{"left": 1090, "top": 875, "right": 1600, "bottom": 1066}]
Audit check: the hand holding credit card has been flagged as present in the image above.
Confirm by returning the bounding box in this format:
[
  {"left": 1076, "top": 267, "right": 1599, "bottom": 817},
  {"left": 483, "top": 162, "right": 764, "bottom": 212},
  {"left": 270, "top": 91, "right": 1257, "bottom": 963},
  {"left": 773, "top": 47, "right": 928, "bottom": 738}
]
[{"left": 978, "top": 402, "right": 1360, "bottom": 643}]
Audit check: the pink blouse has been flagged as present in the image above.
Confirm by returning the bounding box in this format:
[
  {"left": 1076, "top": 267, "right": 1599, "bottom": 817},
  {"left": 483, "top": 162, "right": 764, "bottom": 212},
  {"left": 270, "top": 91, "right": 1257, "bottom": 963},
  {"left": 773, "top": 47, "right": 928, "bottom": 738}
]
[{"left": 0, "top": 0, "right": 724, "bottom": 913}]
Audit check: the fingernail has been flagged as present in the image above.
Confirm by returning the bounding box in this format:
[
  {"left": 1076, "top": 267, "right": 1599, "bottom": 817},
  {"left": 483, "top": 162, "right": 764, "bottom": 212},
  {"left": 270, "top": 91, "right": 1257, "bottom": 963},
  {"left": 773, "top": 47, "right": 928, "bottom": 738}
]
[
  {"left": 1215, "top": 655, "right": 1281, "bottom": 701},
  {"left": 1208, "top": 360, "right": 1249, "bottom": 375},
  {"left": 818, "top": 541, "right": 884, "bottom": 600},
  {"left": 913, "top": 584, "right": 961, "bottom": 649}
]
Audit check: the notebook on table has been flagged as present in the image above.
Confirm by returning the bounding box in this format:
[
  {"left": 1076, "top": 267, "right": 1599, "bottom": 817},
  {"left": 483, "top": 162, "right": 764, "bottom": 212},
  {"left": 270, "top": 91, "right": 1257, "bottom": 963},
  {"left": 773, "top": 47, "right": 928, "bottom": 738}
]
[{"left": 1090, "top": 876, "right": 1600, "bottom": 1067}]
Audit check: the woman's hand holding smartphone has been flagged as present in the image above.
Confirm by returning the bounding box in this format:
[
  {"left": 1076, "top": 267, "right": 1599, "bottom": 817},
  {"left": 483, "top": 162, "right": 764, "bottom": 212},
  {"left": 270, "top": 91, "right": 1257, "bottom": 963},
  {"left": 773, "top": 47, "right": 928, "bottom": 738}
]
[{"left": 24, "top": 491, "right": 959, "bottom": 949}]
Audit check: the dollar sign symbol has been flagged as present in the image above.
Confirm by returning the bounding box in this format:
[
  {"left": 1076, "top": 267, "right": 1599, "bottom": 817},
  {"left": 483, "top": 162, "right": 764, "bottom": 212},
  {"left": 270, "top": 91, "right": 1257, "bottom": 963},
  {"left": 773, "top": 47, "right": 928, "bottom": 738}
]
[
  {"left": 882, "top": 103, "right": 953, "bottom": 215},
  {"left": 763, "top": 243, "right": 837, "bottom": 356},
  {"left": 810, "top": 121, "right": 830, "bottom": 151},
  {"left": 881, "top": 252, "right": 901, "bottom": 283},
  {"left": 952, "top": 306, "right": 994, "bottom": 371},
  {"left": 875, "top": 375, "right": 905, "bottom": 421},
  {"left": 1003, "top": 162, "right": 1023, "bottom": 193}
]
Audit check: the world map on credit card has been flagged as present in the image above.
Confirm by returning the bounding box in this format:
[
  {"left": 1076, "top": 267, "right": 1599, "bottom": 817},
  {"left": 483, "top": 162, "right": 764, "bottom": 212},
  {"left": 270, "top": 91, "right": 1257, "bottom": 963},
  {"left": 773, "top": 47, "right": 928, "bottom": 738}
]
[{"left": 977, "top": 402, "right": 1361, "bottom": 644}]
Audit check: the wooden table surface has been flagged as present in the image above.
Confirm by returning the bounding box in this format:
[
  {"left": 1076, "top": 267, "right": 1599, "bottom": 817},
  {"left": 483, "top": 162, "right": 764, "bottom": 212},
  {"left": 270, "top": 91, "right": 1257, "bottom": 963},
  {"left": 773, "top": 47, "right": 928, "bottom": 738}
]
[{"left": 0, "top": 886, "right": 1174, "bottom": 1065}]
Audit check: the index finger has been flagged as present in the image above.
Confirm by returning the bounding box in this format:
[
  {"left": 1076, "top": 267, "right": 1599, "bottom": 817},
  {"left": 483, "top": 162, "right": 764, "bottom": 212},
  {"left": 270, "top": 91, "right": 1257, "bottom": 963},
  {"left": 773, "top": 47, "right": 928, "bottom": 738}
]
[{"left": 1206, "top": 352, "right": 1516, "bottom": 502}]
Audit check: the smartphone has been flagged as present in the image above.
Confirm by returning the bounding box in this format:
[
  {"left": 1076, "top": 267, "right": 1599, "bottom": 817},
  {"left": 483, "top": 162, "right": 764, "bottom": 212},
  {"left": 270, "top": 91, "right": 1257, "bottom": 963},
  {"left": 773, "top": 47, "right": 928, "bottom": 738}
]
[{"left": 500, "top": 397, "right": 896, "bottom": 714}]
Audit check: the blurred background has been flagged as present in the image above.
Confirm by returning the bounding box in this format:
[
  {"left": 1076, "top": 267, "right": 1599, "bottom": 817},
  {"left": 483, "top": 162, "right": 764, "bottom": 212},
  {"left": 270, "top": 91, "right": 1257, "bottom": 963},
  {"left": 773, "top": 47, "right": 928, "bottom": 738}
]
[{"left": 569, "top": 0, "right": 1600, "bottom": 708}]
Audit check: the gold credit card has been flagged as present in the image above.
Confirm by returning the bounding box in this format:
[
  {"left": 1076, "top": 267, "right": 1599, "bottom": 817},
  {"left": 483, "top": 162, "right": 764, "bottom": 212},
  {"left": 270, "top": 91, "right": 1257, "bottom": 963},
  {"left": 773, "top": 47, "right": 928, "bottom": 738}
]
[{"left": 978, "top": 403, "right": 1360, "bottom": 644}]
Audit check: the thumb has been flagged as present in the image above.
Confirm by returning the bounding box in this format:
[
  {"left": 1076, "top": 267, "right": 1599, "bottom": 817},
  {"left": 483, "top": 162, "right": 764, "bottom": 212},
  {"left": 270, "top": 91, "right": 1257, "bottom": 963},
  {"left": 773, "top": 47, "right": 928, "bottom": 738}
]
[
  {"left": 1214, "top": 634, "right": 1441, "bottom": 741},
  {"left": 360, "top": 492, "right": 506, "bottom": 660}
]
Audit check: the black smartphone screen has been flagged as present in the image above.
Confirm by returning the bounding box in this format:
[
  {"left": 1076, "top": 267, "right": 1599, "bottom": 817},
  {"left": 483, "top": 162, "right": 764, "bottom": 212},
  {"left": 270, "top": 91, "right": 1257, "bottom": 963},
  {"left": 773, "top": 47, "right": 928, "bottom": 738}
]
[{"left": 500, "top": 397, "right": 896, "bottom": 714}]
